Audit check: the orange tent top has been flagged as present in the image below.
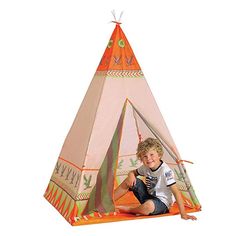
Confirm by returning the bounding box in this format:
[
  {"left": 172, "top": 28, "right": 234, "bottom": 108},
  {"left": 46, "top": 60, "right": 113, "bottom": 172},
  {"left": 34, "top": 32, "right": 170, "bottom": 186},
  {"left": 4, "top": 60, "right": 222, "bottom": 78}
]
[{"left": 97, "top": 23, "right": 141, "bottom": 71}]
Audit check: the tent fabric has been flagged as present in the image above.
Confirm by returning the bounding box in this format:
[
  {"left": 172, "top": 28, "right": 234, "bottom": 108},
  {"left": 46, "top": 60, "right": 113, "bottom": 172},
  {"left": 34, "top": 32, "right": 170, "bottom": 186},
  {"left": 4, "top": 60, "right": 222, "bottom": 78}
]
[{"left": 44, "top": 22, "right": 201, "bottom": 226}]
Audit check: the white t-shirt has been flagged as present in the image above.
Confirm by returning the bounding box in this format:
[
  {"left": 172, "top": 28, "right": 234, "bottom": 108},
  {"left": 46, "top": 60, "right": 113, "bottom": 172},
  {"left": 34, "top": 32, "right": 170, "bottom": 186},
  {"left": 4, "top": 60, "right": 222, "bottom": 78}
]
[{"left": 136, "top": 161, "right": 176, "bottom": 208}]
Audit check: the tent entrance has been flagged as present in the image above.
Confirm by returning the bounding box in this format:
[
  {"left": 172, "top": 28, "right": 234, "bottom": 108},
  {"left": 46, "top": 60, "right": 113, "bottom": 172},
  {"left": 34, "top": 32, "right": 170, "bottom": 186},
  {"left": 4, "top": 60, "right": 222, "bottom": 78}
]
[{"left": 82, "top": 99, "right": 200, "bottom": 216}]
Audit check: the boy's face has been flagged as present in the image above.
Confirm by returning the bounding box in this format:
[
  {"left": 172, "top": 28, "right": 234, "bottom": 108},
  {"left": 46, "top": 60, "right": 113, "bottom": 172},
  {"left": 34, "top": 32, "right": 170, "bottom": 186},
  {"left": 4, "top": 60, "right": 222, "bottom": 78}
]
[{"left": 140, "top": 148, "right": 161, "bottom": 170}]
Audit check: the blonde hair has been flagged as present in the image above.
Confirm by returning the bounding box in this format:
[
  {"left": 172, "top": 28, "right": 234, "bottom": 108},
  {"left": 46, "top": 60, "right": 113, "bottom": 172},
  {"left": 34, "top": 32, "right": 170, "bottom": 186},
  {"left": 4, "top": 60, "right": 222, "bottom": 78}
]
[{"left": 136, "top": 138, "right": 164, "bottom": 159}]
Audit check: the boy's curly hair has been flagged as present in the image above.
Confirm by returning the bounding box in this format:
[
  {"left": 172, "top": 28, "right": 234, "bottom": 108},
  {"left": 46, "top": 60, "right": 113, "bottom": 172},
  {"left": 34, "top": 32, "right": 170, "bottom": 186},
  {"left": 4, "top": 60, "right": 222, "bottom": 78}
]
[{"left": 136, "top": 138, "right": 164, "bottom": 159}]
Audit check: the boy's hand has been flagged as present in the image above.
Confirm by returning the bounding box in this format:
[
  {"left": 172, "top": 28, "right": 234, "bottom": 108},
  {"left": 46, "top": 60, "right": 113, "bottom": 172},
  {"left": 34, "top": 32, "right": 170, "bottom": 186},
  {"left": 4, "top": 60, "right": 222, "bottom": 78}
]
[
  {"left": 126, "top": 177, "right": 136, "bottom": 187},
  {"left": 126, "top": 172, "right": 136, "bottom": 187},
  {"left": 181, "top": 213, "right": 197, "bottom": 220}
]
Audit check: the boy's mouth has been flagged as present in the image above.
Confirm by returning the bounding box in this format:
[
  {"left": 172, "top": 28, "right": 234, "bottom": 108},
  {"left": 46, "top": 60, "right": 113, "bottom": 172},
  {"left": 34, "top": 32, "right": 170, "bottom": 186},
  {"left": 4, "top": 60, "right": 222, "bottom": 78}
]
[{"left": 146, "top": 160, "right": 154, "bottom": 165}]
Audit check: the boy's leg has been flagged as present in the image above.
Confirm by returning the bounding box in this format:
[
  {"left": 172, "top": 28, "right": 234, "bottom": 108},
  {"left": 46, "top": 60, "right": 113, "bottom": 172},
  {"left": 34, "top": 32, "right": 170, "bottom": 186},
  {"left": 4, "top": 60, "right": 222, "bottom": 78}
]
[
  {"left": 114, "top": 177, "right": 148, "bottom": 202},
  {"left": 117, "top": 178, "right": 155, "bottom": 215},
  {"left": 130, "top": 178, "right": 150, "bottom": 204},
  {"left": 117, "top": 200, "right": 155, "bottom": 215},
  {"left": 114, "top": 178, "right": 130, "bottom": 201},
  {"left": 115, "top": 178, "right": 168, "bottom": 215}
]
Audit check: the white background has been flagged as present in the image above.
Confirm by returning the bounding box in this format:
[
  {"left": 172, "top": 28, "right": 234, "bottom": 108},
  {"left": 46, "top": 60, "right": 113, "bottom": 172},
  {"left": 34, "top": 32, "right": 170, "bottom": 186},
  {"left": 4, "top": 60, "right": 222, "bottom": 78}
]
[{"left": 0, "top": 0, "right": 236, "bottom": 235}]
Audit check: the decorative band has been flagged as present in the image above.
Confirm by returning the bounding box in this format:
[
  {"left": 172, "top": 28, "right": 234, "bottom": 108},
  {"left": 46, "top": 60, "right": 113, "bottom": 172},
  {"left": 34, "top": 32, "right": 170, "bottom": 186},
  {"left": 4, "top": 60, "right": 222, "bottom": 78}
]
[{"left": 95, "top": 70, "right": 144, "bottom": 78}]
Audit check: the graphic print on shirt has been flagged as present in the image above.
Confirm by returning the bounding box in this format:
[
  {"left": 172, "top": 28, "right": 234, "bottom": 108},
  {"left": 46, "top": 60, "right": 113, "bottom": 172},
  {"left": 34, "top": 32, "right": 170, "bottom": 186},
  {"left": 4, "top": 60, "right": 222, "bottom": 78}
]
[
  {"left": 165, "top": 170, "right": 176, "bottom": 186},
  {"left": 165, "top": 170, "right": 173, "bottom": 180},
  {"left": 146, "top": 175, "right": 158, "bottom": 196}
]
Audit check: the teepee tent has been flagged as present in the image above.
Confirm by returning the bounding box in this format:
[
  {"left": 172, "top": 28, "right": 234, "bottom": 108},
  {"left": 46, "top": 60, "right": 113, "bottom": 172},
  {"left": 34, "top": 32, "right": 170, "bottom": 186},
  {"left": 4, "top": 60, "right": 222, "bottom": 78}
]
[{"left": 44, "top": 21, "right": 201, "bottom": 226}]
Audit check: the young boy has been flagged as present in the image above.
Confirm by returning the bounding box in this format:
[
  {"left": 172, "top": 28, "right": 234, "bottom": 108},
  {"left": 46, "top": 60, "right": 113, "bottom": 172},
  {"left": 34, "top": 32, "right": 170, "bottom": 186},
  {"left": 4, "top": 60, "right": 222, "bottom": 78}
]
[{"left": 114, "top": 138, "right": 197, "bottom": 220}]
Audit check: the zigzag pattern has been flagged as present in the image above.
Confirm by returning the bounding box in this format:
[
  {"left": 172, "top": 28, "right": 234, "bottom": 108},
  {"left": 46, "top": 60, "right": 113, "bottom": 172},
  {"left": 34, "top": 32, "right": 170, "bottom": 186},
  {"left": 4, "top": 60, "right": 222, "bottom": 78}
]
[
  {"left": 177, "top": 182, "right": 188, "bottom": 192},
  {"left": 96, "top": 70, "right": 144, "bottom": 78},
  {"left": 116, "top": 170, "right": 129, "bottom": 176},
  {"left": 76, "top": 192, "right": 90, "bottom": 200}
]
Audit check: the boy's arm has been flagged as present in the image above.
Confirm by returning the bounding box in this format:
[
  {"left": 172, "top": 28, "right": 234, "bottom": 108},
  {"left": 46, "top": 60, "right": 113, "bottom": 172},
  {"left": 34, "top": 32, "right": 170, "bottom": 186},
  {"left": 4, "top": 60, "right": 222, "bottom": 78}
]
[
  {"left": 128, "top": 169, "right": 139, "bottom": 178},
  {"left": 126, "top": 169, "right": 139, "bottom": 187},
  {"left": 170, "top": 184, "right": 197, "bottom": 220}
]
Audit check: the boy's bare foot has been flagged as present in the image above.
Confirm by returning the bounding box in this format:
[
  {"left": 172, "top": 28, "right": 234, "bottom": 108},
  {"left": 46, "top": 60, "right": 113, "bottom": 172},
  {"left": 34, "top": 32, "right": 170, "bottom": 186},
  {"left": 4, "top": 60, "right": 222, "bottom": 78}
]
[{"left": 116, "top": 205, "right": 132, "bottom": 213}]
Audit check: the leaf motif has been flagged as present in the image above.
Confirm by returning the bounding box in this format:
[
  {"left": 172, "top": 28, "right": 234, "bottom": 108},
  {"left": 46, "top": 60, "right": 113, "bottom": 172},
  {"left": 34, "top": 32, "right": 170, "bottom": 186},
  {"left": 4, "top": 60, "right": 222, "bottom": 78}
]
[
  {"left": 118, "top": 160, "right": 124, "bottom": 169},
  {"left": 83, "top": 174, "right": 92, "bottom": 190},
  {"left": 174, "top": 169, "right": 184, "bottom": 182},
  {"left": 129, "top": 158, "right": 138, "bottom": 167}
]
